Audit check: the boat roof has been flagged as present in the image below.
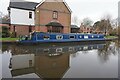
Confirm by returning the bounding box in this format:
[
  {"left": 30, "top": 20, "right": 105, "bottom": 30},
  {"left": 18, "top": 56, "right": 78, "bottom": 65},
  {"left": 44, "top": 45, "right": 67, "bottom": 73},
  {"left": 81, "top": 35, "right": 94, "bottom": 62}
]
[{"left": 33, "top": 32, "right": 104, "bottom": 35}]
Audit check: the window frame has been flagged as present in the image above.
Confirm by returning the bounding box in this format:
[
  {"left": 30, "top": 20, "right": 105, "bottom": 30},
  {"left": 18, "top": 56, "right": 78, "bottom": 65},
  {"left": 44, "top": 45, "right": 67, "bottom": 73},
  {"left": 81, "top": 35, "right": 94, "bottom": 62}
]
[
  {"left": 56, "top": 35, "right": 63, "bottom": 40},
  {"left": 84, "top": 36, "right": 88, "bottom": 39},
  {"left": 69, "top": 35, "right": 75, "bottom": 39},
  {"left": 43, "top": 35, "right": 50, "bottom": 40},
  {"left": 53, "top": 11, "right": 58, "bottom": 19},
  {"left": 29, "top": 12, "right": 32, "bottom": 19}
]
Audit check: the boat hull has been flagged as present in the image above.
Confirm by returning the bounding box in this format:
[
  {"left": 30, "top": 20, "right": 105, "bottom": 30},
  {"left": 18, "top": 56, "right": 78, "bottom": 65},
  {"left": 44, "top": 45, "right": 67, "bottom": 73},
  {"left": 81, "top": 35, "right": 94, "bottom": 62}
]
[{"left": 19, "top": 32, "right": 105, "bottom": 43}]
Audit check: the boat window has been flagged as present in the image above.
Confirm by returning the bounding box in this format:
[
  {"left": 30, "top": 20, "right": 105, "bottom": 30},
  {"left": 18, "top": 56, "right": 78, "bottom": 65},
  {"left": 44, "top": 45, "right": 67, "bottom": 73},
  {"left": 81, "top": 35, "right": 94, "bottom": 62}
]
[
  {"left": 84, "top": 36, "right": 88, "bottom": 39},
  {"left": 69, "top": 47, "right": 74, "bottom": 51},
  {"left": 98, "top": 35, "right": 100, "bottom": 38},
  {"left": 69, "top": 35, "right": 75, "bottom": 39},
  {"left": 56, "top": 48, "right": 63, "bottom": 53},
  {"left": 56, "top": 35, "right": 63, "bottom": 40},
  {"left": 79, "top": 36, "right": 82, "bottom": 38},
  {"left": 92, "top": 35, "right": 94, "bottom": 38},
  {"left": 83, "top": 46, "right": 88, "bottom": 50},
  {"left": 44, "top": 35, "right": 50, "bottom": 40},
  {"left": 21, "top": 36, "right": 26, "bottom": 40}
]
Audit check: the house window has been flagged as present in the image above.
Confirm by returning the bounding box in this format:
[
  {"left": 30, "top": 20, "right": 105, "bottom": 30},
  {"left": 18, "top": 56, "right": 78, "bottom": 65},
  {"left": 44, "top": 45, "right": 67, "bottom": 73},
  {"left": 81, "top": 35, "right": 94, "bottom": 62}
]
[
  {"left": 29, "top": 12, "right": 32, "bottom": 19},
  {"left": 53, "top": 11, "right": 58, "bottom": 19},
  {"left": 47, "top": 26, "right": 62, "bottom": 33},
  {"left": 29, "top": 60, "right": 32, "bottom": 67}
]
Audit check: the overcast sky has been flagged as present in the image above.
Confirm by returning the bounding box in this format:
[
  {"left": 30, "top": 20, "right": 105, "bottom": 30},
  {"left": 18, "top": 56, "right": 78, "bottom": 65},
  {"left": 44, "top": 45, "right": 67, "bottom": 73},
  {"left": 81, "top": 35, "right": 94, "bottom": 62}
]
[{"left": 0, "top": 0, "right": 119, "bottom": 24}]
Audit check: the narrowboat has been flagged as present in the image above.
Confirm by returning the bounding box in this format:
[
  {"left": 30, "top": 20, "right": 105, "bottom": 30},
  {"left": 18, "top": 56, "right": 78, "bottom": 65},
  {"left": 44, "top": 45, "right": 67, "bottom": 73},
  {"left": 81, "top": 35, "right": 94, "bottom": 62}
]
[{"left": 19, "top": 32, "right": 105, "bottom": 43}]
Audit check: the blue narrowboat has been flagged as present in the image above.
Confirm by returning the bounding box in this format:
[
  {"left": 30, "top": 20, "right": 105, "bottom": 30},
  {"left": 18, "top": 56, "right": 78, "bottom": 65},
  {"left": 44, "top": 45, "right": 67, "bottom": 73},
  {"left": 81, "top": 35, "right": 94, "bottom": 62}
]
[{"left": 19, "top": 32, "right": 105, "bottom": 43}]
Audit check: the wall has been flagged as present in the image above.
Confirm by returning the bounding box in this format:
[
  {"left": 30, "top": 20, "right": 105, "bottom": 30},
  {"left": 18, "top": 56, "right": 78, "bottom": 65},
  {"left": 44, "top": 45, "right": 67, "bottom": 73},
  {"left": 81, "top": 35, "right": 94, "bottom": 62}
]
[
  {"left": 10, "top": 25, "right": 35, "bottom": 37},
  {"left": 11, "top": 54, "right": 35, "bottom": 70},
  {"left": 10, "top": 8, "right": 35, "bottom": 26},
  {"left": 35, "top": 2, "right": 71, "bottom": 33}
]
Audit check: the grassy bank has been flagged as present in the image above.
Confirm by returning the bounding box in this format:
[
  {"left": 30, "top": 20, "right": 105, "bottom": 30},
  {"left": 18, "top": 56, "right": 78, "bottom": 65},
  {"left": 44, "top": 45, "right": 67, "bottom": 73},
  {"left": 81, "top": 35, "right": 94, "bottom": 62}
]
[
  {"left": 105, "top": 36, "right": 118, "bottom": 39},
  {"left": 0, "top": 38, "right": 19, "bottom": 41}
]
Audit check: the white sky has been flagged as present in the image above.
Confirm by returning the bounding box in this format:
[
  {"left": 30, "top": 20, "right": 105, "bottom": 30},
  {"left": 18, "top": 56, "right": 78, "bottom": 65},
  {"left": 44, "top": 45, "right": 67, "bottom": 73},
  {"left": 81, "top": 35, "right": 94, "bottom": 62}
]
[{"left": 0, "top": 0, "right": 119, "bottom": 24}]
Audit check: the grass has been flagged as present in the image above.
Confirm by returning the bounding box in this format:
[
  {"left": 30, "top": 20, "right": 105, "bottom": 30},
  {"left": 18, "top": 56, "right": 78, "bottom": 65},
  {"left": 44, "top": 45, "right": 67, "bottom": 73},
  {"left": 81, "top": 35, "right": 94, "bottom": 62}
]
[
  {"left": 0, "top": 37, "right": 19, "bottom": 41},
  {"left": 105, "top": 36, "right": 118, "bottom": 39}
]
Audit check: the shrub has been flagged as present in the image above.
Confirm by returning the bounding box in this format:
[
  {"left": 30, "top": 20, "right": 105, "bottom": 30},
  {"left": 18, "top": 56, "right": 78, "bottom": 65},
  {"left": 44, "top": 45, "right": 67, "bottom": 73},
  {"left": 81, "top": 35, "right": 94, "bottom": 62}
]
[
  {"left": 2, "top": 26, "right": 10, "bottom": 38},
  {"left": 10, "top": 32, "right": 16, "bottom": 38}
]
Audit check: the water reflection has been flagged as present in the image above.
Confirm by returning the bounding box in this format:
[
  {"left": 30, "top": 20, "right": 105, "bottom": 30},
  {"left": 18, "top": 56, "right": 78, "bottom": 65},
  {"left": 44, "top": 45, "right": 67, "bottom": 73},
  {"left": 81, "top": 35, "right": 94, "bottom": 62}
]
[
  {"left": 97, "top": 41, "right": 118, "bottom": 63},
  {"left": 1, "top": 41, "right": 119, "bottom": 79}
]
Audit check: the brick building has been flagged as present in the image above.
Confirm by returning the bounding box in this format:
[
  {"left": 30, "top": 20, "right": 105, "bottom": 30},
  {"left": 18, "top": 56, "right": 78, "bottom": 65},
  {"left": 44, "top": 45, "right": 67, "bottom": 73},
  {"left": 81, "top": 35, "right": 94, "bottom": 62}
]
[
  {"left": 80, "top": 23, "right": 92, "bottom": 33},
  {"left": 8, "top": 1, "right": 39, "bottom": 37},
  {"left": 8, "top": 0, "right": 72, "bottom": 37},
  {"left": 35, "top": 0, "right": 72, "bottom": 33}
]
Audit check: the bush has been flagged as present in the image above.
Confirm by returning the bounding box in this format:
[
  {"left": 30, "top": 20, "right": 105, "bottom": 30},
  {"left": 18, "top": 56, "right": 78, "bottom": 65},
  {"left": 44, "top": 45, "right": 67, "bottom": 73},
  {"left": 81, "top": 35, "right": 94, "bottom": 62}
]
[
  {"left": 10, "top": 32, "right": 16, "bottom": 38},
  {"left": 2, "top": 26, "right": 10, "bottom": 38}
]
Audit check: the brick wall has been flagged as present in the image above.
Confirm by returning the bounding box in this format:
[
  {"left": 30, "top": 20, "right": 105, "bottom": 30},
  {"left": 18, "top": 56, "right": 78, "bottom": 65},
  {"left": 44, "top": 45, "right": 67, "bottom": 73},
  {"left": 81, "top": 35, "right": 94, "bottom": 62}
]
[
  {"left": 35, "top": 2, "right": 71, "bottom": 33},
  {"left": 10, "top": 25, "right": 35, "bottom": 37}
]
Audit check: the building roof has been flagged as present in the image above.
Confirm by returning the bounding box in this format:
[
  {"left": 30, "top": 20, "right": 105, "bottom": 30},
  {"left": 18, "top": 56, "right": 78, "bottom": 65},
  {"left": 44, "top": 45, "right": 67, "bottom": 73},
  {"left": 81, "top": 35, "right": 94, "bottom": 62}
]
[
  {"left": 46, "top": 22, "right": 63, "bottom": 27},
  {"left": 9, "top": 0, "right": 72, "bottom": 12},
  {"left": 71, "top": 25, "right": 79, "bottom": 29},
  {"left": 0, "top": 19, "right": 10, "bottom": 24},
  {"left": 36, "top": 0, "right": 72, "bottom": 13},
  {"left": 9, "top": 0, "right": 39, "bottom": 11}
]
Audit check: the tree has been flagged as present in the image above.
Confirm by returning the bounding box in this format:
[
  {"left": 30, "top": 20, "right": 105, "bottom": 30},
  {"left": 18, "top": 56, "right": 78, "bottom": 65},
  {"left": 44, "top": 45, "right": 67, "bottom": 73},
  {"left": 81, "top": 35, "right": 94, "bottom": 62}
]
[
  {"left": 117, "top": 26, "right": 120, "bottom": 38},
  {"left": 82, "top": 17, "right": 93, "bottom": 26},
  {"left": 0, "top": 15, "right": 10, "bottom": 38},
  {"left": 72, "top": 16, "right": 79, "bottom": 25},
  {"left": 0, "top": 14, "right": 10, "bottom": 25},
  {"left": 111, "top": 18, "right": 118, "bottom": 28},
  {"left": 2, "top": 15, "right": 9, "bottom": 21},
  {"left": 2, "top": 26, "right": 10, "bottom": 38},
  {"left": 93, "top": 19, "right": 112, "bottom": 35},
  {"left": 0, "top": 11, "right": 5, "bottom": 19},
  {"left": 101, "top": 14, "right": 112, "bottom": 21},
  {"left": 101, "top": 14, "right": 112, "bottom": 35},
  {"left": 93, "top": 21, "right": 100, "bottom": 28},
  {"left": 109, "top": 28, "right": 117, "bottom": 36}
]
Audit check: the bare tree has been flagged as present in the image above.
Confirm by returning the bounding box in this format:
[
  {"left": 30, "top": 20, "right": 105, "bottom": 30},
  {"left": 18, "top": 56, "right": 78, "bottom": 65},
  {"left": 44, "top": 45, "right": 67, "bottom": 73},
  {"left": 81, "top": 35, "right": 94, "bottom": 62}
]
[
  {"left": 72, "top": 16, "right": 79, "bottom": 25},
  {"left": 101, "top": 14, "right": 112, "bottom": 21},
  {"left": 101, "top": 14, "right": 112, "bottom": 35},
  {"left": 2, "top": 15, "right": 10, "bottom": 20},
  {"left": 111, "top": 18, "right": 118, "bottom": 28},
  {"left": 82, "top": 17, "right": 93, "bottom": 26},
  {"left": 0, "top": 11, "right": 5, "bottom": 19}
]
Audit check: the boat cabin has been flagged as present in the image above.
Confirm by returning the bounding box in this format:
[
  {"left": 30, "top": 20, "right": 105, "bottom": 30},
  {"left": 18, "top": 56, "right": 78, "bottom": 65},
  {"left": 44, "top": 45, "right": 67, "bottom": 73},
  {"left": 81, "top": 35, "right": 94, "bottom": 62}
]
[{"left": 19, "top": 32, "right": 105, "bottom": 43}]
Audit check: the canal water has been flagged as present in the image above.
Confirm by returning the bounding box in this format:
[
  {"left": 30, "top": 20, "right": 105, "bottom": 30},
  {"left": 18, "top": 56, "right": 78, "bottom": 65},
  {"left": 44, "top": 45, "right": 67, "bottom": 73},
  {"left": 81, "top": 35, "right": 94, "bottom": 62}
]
[{"left": 1, "top": 40, "right": 119, "bottom": 79}]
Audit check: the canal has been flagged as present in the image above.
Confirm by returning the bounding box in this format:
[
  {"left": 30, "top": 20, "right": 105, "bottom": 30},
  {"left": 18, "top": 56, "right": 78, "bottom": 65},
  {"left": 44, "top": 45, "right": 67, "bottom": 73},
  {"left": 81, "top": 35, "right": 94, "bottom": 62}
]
[{"left": 1, "top": 40, "right": 120, "bottom": 79}]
